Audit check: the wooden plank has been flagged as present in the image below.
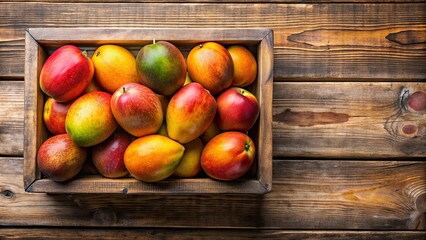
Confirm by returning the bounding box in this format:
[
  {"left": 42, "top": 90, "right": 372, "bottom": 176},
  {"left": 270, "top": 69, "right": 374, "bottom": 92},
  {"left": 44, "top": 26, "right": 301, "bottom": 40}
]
[
  {"left": 0, "top": 81, "right": 23, "bottom": 156},
  {"left": 23, "top": 32, "right": 46, "bottom": 190},
  {"left": 1, "top": 157, "right": 425, "bottom": 229},
  {"left": 27, "top": 177, "right": 270, "bottom": 195},
  {"left": 4, "top": 0, "right": 426, "bottom": 3},
  {"left": 274, "top": 82, "right": 426, "bottom": 158},
  {"left": 1, "top": 81, "right": 425, "bottom": 159},
  {"left": 0, "top": 3, "right": 425, "bottom": 80},
  {"left": 0, "top": 228, "right": 425, "bottom": 240}
]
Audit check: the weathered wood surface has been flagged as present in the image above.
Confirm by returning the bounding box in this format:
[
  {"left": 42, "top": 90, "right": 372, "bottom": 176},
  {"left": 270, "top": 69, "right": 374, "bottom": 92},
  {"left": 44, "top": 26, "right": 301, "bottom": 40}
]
[
  {"left": 1, "top": 3, "right": 425, "bottom": 80},
  {"left": 1, "top": 81, "right": 424, "bottom": 159},
  {"left": 0, "top": 229, "right": 425, "bottom": 240},
  {"left": 0, "top": 0, "right": 425, "bottom": 237},
  {"left": 0, "top": 81, "right": 23, "bottom": 156},
  {"left": 5, "top": 0, "right": 426, "bottom": 3},
  {"left": 1, "top": 157, "right": 425, "bottom": 229},
  {"left": 273, "top": 82, "right": 426, "bottom": 158}
]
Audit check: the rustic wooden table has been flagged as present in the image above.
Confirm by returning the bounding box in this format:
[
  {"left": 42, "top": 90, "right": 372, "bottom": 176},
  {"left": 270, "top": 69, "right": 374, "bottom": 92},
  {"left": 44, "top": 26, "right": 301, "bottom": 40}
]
[{"left": 0, "top": 1, "right": 425, "bottom": 239}]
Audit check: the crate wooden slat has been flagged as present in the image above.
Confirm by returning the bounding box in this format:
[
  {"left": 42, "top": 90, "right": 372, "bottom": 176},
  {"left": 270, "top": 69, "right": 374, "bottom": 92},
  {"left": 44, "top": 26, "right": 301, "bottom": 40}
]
[
  {"left": 23, "top": 28, "right": 273, "bottom": 194},
  {"left": 1, "top": 229, "right": 425, "bottom": 240}
]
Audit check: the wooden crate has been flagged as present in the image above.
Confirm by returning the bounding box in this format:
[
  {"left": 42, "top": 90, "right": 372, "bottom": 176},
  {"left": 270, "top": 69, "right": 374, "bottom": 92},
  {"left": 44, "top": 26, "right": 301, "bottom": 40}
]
[{"left": 23, "top": 28, "right": 273, "bottom": 194}]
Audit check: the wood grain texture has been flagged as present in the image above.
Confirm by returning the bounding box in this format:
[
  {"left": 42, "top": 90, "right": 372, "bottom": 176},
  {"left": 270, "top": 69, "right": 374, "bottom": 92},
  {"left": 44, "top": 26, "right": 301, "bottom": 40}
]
[
  {"left": 0, "top": 228, "right": 425, "bottom": 240},
  {"left": 3, "top": 0, "right": 426, "bottom": 3},
  {"left": 274, "top": 82, "right": 426, "bottom": 158},
  {"left": 0, "top": 3, "right": 425, "bottom": 80},
  {"left": 1, "top": 81, "right": 425, "bottom": 159},
  {"left": 1, "top": 157, "right": 425, "bottom": 229},
  {"left": 0, "top": 81, "right": 23, "bottom": 156}
]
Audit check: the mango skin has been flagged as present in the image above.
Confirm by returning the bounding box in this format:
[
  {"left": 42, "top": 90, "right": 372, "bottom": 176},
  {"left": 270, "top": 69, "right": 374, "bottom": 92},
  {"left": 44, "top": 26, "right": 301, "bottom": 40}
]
[
  {"left": 173, "top": 138, "right": 204, "bottom": 178},
  {"left": 65, "top": 91, "right": 118, "bottom": 147},
  {"left": 37, "top": 134, "right": 87, "bottom": 182},
  {"left": 92, "top": 45, "right": 141, "bottom": 94},
  {"left": 228, "top": 45, "right": 257, "bottom": 87},
  {"left": 110, "top": 83, "right": 163, "bottom": 137},
  {"left": 40, "top": 45, "right": 94, "bottom": 102},
  {"left": 92, "top": 129, "right": 132, "bottom": 178},
  {"left": 187, "top": 42, "right": 234, "bottom": 95},
  {"left": 200, "top": 121, "right": 222, "bottom": 144},
  {"left": 136, "top": 41, "right": 186, "bottom": 96},
  {"left": 167, "top": 82, "right": 217, "bottom": 144},
  {"left": 124, "top": 134, "right": 185, "bottom": 182},
  {"left": 201, "top": 131, "right": 255, "bottom": 181},
  {"left": 43, "top": 97, "right": 73, "bottom": 135}
]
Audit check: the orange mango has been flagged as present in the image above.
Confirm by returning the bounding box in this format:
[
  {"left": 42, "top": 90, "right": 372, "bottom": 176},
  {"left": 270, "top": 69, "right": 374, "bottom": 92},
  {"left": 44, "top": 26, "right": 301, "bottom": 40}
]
[
  {"left": 173, "top": 138, "right": 204, "bottom": 178},
  {"left": 167, "top": 82, "right": 217, "bottom": 144},
  {"left": 92, "top": 45, "right": 140, "bottom": 93},
  {"left": 124, "top": 134, "right": 184, "bottom": 182}
]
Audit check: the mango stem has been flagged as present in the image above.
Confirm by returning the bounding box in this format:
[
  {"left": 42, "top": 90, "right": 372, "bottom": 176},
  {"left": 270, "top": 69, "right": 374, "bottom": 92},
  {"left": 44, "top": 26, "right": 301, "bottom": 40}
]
[{"left": 82, "top": 50, "right": 88, "bottom": 58}]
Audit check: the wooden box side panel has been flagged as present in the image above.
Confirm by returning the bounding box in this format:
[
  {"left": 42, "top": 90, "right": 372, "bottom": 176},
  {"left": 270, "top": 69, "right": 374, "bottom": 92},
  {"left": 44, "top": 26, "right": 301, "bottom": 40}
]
[
  {"left": 256, "top": 30, "right": 274, "bottom": 192},
  {"left": 28, "top": 28, "right": 272, "bottom": 47},
  {"left": 23, "top": 31, "right": 47, "bottom": 190},
  {"left": 27, "top": 176, "right": 269, "bottom": 194}
]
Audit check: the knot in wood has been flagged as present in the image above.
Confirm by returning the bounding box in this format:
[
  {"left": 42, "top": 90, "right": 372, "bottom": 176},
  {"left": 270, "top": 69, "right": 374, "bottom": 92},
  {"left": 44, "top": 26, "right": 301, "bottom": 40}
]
[
  {"left": 1, "top": 189, "right": 15, "bottom": 199},
  {"left": 93, "top": 207, "right": 118, "bottom": 225}
]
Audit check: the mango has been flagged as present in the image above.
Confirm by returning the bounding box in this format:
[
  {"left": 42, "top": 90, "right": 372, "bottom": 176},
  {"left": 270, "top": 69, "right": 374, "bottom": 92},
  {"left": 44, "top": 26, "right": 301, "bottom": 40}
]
[
  {"left": 65, "top": 91, "right": 118, "bottom": 147},
  {"left": 173, "top": 138, "right": 204, "bottom": 178},
  {"left": 187, "top": 42, "right": 233, "bottom": 95},
  {"left": 124, "top": 134, "right": 185, "bottom": 182},
  {"left": 136, "top": 41, "right": 186, "bottom": 96},
  {"left": 37, "top": 134, "right": 87, "bottom": 182},
  {"left": 167, "top": 82, "right": 217, "bottom": 144},
  {"left": 92, "top": 45, "right": 140, "bottom": 93},
  {"left": 40, "top": 45, "right": 94, "bottom": 102}
]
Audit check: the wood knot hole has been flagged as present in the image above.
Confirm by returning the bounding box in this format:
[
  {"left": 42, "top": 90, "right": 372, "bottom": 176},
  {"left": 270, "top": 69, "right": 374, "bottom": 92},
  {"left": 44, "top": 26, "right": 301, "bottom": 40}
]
[
  {"left": 407, "top": 91, "right": 426, "bottom": 112},
  {"left": 93, "top": 207, "right": 118, "bottom": 225},
  {"left": 1, "top": 189, "right": 15, "bottom": 199},
  {"left": 402, "top": 124, "right": 418, "bottom": 135},
  {"left": 416, "top": 193, "right": 426, "bottom": 211}
]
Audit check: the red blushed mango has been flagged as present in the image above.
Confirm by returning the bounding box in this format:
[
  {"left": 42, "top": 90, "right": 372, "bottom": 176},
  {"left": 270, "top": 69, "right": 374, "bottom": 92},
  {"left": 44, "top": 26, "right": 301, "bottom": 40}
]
[
  {"left": 201, "top": 132, "right": 255, "bottom": 181},
  {"left": 40, "top": 45, "right": 94, "bottom": 102},
  {"left": 66, "top": 91, "right": 118, "bottom": 147},
  {"left": 228, "top": 45, "right": 257, "bottom": 87},
  {"left": 167, "top": 82, "right": 217, "bottom": 144},
  {"left": 92, "top": 129, "right": 132, "bottom": 178},
  {"left": 37, "top": 134, "right": 87, "bottom": 182},
  {"left": 187, "top": 42, "right": 234, "bottom": 95},
  {"left": 43, "top": 97, "right": 73, "bottom": 135},
  {"left": 216, "top": 87, "right": 259, "bottom": 133},
  {"left": 124, "top": 134, "right": 185, "bottom": 182},
  {"left": 92, "top": 45, "right": 141, "bottom": 94},
  {"left": 111, "top": 83, "right": 163, "bottom": 137}
]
